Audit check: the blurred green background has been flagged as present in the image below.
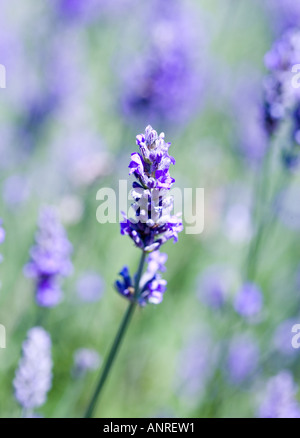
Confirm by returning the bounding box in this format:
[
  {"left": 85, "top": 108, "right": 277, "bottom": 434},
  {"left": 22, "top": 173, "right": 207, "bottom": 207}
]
[{"left": 1, "top": 0, "right": 300, "bottom": 418}]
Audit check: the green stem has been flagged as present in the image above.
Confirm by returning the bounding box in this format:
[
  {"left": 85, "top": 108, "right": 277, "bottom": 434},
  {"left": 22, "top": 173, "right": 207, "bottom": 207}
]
[
  {"left": 84, "top": 251, "right": 146, "bottom": 418},
  {"left": 246, "top": 142, "right": 273, "bottom": 280}
]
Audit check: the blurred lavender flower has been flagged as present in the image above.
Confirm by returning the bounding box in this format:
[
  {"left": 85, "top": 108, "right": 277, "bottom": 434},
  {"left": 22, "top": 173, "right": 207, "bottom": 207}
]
[
  {"left": 234, "top": 282, "right": 263, "bottom": 319},
  {"left": 196, "top": 265, "right": 235, "bottom": 309},
  {"left": 232, "top": 76, "right": 269, "bottom": 164},
  {"left": 121, "top": 125, "right": 183, "bottom": 252},
  {"left": 175, "top": 334, "right": 218, "bottom": 400},
  {"left": 263, "top": 28, "right": 300, "bottom": 166},
  {"left": 226, "top": 335, "right": 259, "bottom": 384},
  {"left": 72, "top": 348, "right": 102, "bottom": 378},
  {"left": 56, "top": 0, "right": 102, "bottom": 22},
  {"left": 121, "top": 1, "right": 203, "bottom": 127},
  {"left": 266, "top": 0, "right": 300, "bottom": 33},
  {"left": 13, "top": 327, "right": 53, "bottom": 412},
  {"left": 115, "top": 251, "right": 168, "bottom": 306},
  {"left": 76, "top": 272, "right": 105, "bottom": 303},
  {"left": 56, "top": 0, "right": 133, "bottom": 23},
  {"left": 24, "top": 207, "right": 73, "bottom": 307},
  {"left": 259, "top": 371, "right": 300, "bottom": 418},
  {"left": 116, "top": 125, "right": 182, "bottom": 306}
]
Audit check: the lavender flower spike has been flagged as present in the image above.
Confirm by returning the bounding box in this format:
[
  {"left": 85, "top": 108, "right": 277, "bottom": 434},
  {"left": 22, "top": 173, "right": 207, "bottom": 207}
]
[
  {"left": 24, "top": 206, "right": 73, "bottom": 307},
  {"left": 85, "top": 126, "right": 182, "bottom": 417},
  {"left": 13, "top": 327, "right": 53, "bottom": 413},
  {"left": 122, "top": 125, "right": 183, "bottom": 253}
]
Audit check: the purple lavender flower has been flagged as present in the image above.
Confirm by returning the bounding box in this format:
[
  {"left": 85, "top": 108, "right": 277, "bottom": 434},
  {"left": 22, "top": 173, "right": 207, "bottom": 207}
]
[
  {"left": 226, "top": 335, "right": 259, "bottom": 384},
  {"left": 121, "top": 1, "right": 203, "bottom": 127},
  {"left": 24, "top": 207, "right": 73, "bottom": 307},
  {"left": 57, "top": 0, "right": 102, "bottom": 22},
  {"left": 72, "top": 348, "right": 102, "bottom": 378},
  {"left": 232, "top": 76, "right": 269, "bottom": 164},
  {"left": 263, "top": 28, "right": 300, "bottom": 164},
  {"left": 115, "top": 251, "right": 168, "bottom": 306},
  {"left": 13, "top": 327, "right": 53, "bottom": 412},
  {"left": 116, "top": 126, "right": 182, "bottom": 306},
  {"left": 266, "top": 0, "right": 300, "bottom": 33},
  {"left": 121, "top": 125, "right": 183, "bottom": 253},
  {"left": 76, "top": 272, "right": 105, "bottom": 303},
  {"left": 234, "top": 282, "right": 263, "bottom": 318},
  {"left": 259, "top": 371, "right": 300, "bottom": 418}
]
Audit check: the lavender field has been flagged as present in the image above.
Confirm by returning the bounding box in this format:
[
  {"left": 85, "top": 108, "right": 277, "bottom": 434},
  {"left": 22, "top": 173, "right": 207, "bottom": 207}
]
[{"left": 1, "top": 0, "right": 300, "bottom": 419}]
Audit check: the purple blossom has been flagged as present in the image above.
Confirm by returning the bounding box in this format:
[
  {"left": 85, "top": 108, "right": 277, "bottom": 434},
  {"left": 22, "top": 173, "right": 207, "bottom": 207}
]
[
  {"left": 121, "top": 1, "right": 203, "bottom": 127},
  {"left": 72, "top": 348, "right": 101, "bottom": 378},
  {"left": 263, "top": 28, "right": 300, "bottom": 164},
  {"left": 24, "top": 207, "right": 73, "bottom": 307},
  {"left": 56, "top": 0, "right": 102, "bottom": 22},
  {"left": 226, "top": 335, "right": 259, "bottom": 384},
  {"left": 266, "top": 0, "right": 300, "bottom": 33},
  {"left": 259, "top": 371, "right": 300, "bottom": 418},
  {"left": 115, "top": 251, "right": 168, "bottom": 306},
  {"left": 13, "top": 327, "right": 53, "bottom": 412},
  {"left": 234, "top": 282, "right": 263, "bottom": 318},
  {"left": 76, "top": 272, "right": 105, "bottom": 303},
  {"left": 121, "top": 125, "right": 183, "bottom": 253}
]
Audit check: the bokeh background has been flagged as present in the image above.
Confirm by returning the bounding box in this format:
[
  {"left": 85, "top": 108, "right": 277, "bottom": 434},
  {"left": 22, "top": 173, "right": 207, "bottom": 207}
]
[{"left": 1, "top": 0, "right": 300, "bottom": 418}]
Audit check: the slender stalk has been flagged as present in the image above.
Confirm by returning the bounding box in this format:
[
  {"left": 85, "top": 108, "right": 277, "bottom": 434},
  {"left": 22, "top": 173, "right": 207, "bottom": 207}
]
[
  {"left": 84, "top": 251, "right": 146, "bottom": 418},
  {"left": 246, "top": 142, "right": 273, "bottom": 280}
]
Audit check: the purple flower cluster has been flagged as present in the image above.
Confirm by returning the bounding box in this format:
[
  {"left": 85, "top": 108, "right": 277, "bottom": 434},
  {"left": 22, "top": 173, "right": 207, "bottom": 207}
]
[
  {"left": 121, "top": 2, "right": 203, "bottom": 127},
  {"left": 115, "top": 251, "right": 168, "bottom": 306},
  {"left": 263, "top": 28, "right": 300, "bottom": 167},
  {"left": 13, "top": 327, "right": 53, "bottom": 412},
  {"left": 266, "top": 0, "right": 300, "bottom": 33},
  {"left": 121, "top": 125, "right": 183, "bottom": 253},
  {"left": 234, "top": 282, "right": 263, "bottom": 319},
  {"left": 196, "top": 265, "right": 235, "bottom": 309},
  {"left": 259, "top": 371, "right": 300, "bottom": 418},
  {"left": 24, "top": 207, "right": 73, "bottom": 307}
]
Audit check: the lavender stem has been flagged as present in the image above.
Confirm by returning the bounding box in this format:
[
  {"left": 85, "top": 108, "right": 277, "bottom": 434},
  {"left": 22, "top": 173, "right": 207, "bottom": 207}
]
[{"left": 84, "top": 251, "right": 146, "bottom": 418}]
